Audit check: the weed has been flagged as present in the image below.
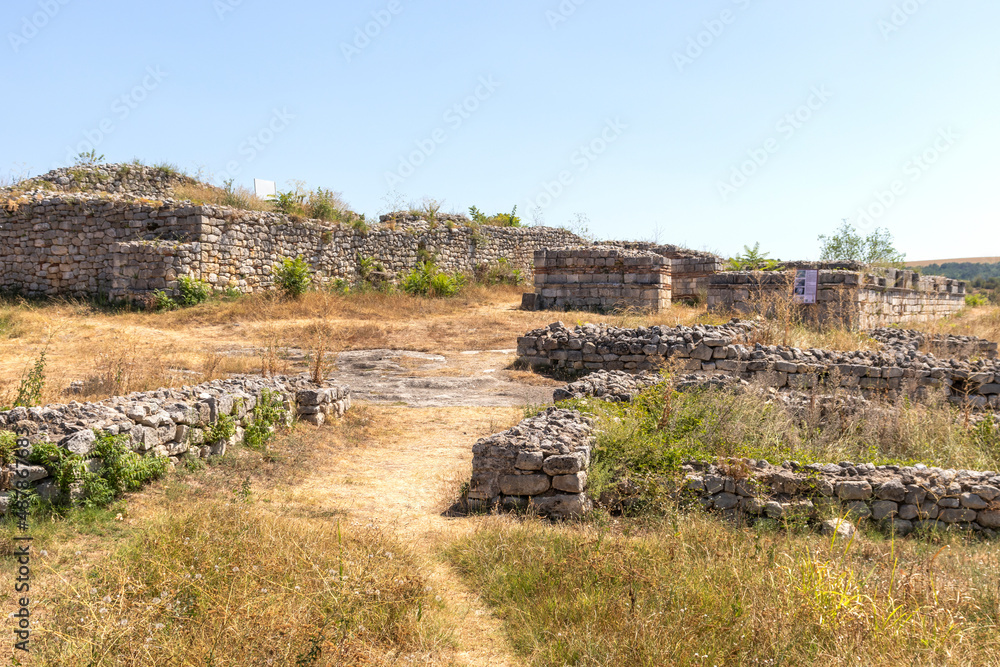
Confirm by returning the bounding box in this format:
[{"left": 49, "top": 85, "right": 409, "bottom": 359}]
[
  {"left": 13, "top": 348, "right": 46, "bottom": 408},
  {"left": 176, "top": 275, "right": 211, "bottom": 307}
]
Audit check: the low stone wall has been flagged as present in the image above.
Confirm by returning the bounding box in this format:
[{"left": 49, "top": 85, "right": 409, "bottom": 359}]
[
  {"left": 522, "top": 247, "right": 671, "bottom": 313},
  {"left": 0, "top": 374, "right": 350, "bottom": 510},
  {"left": 469, "top": 379, "right": 1000, "bottom": 537},
  {"left": 0, "top": 193, "right": 581, "bottom": 300},
  {"left": 517, "top": 321, "right": 1000, "bottom": 408},
  {"left": 707, "top": 269, "right": 966, "bottom": 328},
  {"left": 468, "top": 407, "right": 594, "bottom": 518}
]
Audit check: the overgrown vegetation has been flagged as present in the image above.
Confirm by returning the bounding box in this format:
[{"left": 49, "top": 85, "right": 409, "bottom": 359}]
[
  {"left": 28, "top": 431, "right": 168, "bottom": 510},
  {"left": 726, "top": 242, "right": 781, "bottom": 271},
  {"left": 12, "top": 348, "right": 46, "bottom": 408},
  {"left": 565, "top": 383, "right": 1000, "bottom": 510},
  {"left": 468, "top": 204, "right": 523, "bottom": 227},
  {"left": 819, "top": 220, "right": 905, "bottom": 267},
  {"left": 32, "top": 500, "right": 435, "bottom": 665},
  {"left": 273, "top": 256, "right": 313, "bottom": 298},
  {"left": 448, "top": 515, "right": 1000, "bottom": 666},
  {"left": 400, "top": 261, "right": 465, "bottom": 297},
  {"left": 243, "top": 388, "right": 289, "bottom": 452}
]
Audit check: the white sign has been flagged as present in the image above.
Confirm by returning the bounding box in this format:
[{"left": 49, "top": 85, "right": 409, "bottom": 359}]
[
  {"left": 253, "top": 179, "right": 276, "bottom": 199},
  {"left": 793, "top": 269, "right": 818, "bottom": 305}
]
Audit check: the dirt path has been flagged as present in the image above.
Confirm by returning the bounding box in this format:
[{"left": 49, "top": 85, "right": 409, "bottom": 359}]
[
  {"left": 270, "top": 403, "right": 523, "bottom": 666},
  {"left": 283, "top": 404, "right": 527, "bottom": 666}
]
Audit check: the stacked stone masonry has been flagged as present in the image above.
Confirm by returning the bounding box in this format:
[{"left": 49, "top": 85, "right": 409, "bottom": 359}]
[
  {"left": 707, "top": 269, "right": 966, "bottom": 328},
  {"left": 517, "top": 321, "right": 1000, "bottom": 409},
  {"left": 0, "top": 375, "right": 350, "bottom": 511},
  {"left": 522, "top": 247, "right": 672, "bottom": 313},
  {"left": 600, "top": 241, "right": 723, "bottom": 302},
  {"left": 469, "top": 381, "right": 1000, "bottom": 536},
  {"left": 468, "top": 407, "right": 595, "bottom": 519},
  {"left": 0, "top": 194, "right": 581, "bottom": 300}
]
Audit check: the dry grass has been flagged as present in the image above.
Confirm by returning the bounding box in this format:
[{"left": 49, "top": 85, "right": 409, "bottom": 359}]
[
  {"left": 0, "top": 288, "right": 711, "bottom": 406},
  {"left": 447, "top": 513, "right": 1000, "bottom": 666},
  {"left": 172, "top": 182, "right": 272, "bottom": 212},
  {"left": 911, "top": 305, "right": 1000, "bottom": 346}
]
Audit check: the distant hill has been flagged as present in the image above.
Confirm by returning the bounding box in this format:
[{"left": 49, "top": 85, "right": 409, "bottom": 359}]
[
  {"left": 907, "top": 257, "right": 999, "bottom": 268},
  {"left": 910, "top": 260, "right": 1000, "bottom": 287}
]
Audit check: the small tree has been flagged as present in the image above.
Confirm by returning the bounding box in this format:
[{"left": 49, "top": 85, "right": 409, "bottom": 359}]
[{"left": 818, "top": 220, "right": 905, "bottom": 267}]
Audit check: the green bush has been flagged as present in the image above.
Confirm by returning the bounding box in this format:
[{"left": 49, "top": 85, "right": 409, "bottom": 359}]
[
  {"left": 269, "top": 189, "right": 306, "bottom": 215},
  {"left": 468, "top": 205, "right": 522, "bottom": 227},
  {"left": 29, "top": 432, "right": 168, "bottom": 509},
  {"left": 726, "top": 242, "right": 781, "bottom": 271},
  {"left": 273, "top": 256, "right": 313, "bottom": 298},
  {"left": 243, "top": 389, "right": 289, "bottom": 452},
  {"left": 152, "top": 290, "right": 177, "bottom": 311},
  {"left": 207, "top": 413, "right": 237, "bottom": 445},
  {"left": 475, "top": 258, "right": 524, "bottom": 285},
  {"left": 177, "top": 276, "right": 211, "bottom": 307},
  {"left": 401, "top": 261, "right": 465, "bottom": 297},
  {"left": 966, "top": 293, "right": 989, "bottom": 307}
]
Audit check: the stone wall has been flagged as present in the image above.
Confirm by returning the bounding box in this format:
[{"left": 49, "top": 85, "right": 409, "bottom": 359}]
[
  {"left": 707, "top": 269, "right": 966, "bottom": 328},
  {"left": 468, "top": 407, "right": 594, "bottom": 519},
  {"left": 0, "top": 194, "right": 581, "bottom": 300},
  {"left": 521, "top": 247, "right": 672, "bottom": 313},
  {"left": 468, "top": 380, "right": 1000, "bottom": 537},
  {"left": 8, "top": 163, "right": 198, "bottom": 198},
  {"left": 602, "top": 241, "right": 723, "bottom": 302},
  {"left": 0, "top": 374, "right": 350, "bottom": 511},
  {"left": 516, "top": 321, "right": 1000, "bottom": 409}
]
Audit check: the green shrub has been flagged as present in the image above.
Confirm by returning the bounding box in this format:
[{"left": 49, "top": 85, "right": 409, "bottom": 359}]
[
  {"left": 243, "top": 389, "right": 289, "bottom": 452},
  {"left": 29, "top": 432, "right": 168, "bottom": 509},
  {"left": 966, "top": 293, "right": 989, "bottom": 307},
  {"left": 152, "top": 290, "right": 177, "bottom": 311},
  {"left": 468, "top": 205, "right": 522, "bottom": 227},
  {"left": 400, "top": 261, "right": 465, "bottom": 297},
  {"left": 177, "top": 276, "right": 211, "bottom": 307},
  {"left": 726, "top": 242, "right": 781, "bottom": 271},
  {"left": 207, "top": 413, "right": 237, "bottom": 445},
  {"left": 272, "top": 256, "right": 312, "bottom": 298},
  {"left": 0, "top": 431, "right": 19, "bottom": 467},
  {"left": 269, "top": 189, "right": 305, "bottom": 215}
]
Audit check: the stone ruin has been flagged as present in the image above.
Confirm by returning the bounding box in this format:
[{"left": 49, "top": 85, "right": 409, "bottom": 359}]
[
  {"left": 460, "top": 317, "right": 1000, "bottom": 533},
  {"left": 0, "top": 164, "right": 582, "bottom": 301},
  {"left": 0, "top": 375, "right": 351, "bottom": 512}
]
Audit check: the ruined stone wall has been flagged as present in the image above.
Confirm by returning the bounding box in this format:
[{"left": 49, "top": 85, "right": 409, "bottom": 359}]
[
  {"left": 600, "top": 241, "right": 723, "bottom": 302},
  {"left": 517, "top": 322, "right": 1000, "bottom": 409},
  {"left": 469, "top": 385, "right": 1000, "bottom": 536},
  {"left": 522, "top": 247, "right": 672, "bottom": 313},
  {"left": 8, "top": 163, "right": 198, "bottom": 198},
  {"left": 0, "top": 194, "right": 581, "bottom": 300},
  {"left": 0, "top": 375, "right": 350, "bottom": 511},
  {"left": 706, "top": 269, "right": 966, "bottom": 328}
]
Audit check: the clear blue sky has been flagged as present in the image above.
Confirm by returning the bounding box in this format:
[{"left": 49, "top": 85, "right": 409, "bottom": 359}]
[{"left": 2, "top": 0, "right": 997, "bottom": 261}]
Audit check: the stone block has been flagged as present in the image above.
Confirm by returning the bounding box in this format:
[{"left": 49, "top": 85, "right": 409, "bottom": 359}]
[{"left": 499, "top": 474, "right": 550, "bottom": 496}]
